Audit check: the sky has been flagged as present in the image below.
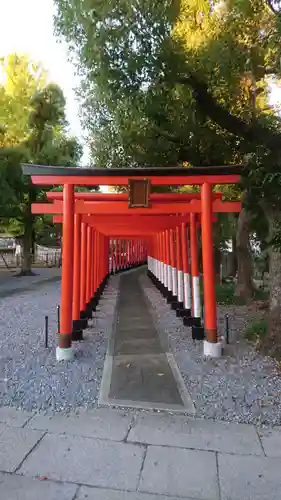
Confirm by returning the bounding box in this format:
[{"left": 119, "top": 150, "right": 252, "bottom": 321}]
[{"left": 1, "top": 0, "right": 281, "bottom": 169}]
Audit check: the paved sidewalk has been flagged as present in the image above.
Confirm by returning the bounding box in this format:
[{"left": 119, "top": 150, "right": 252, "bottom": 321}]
[
  {"left": 0, "top": 268, "right": 61, "bottom": 298},
  {"left": 0, "top": 406, "right": 280, "bottom": 499}
]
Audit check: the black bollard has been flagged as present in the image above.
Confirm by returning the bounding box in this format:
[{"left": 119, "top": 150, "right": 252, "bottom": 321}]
[
  {"left": 45, "top": 315, "right": 49, "bottom": 348},
  {"left": 225, "top": 313, "right": 229, "bottom": 344},
  {"left": 57, "top": 305, "right": 60, "bottom": 332}
]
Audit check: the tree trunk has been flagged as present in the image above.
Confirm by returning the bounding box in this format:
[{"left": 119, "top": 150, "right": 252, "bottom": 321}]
[
  {"left": 229, "top": 235, "right": 237, "bottom": 277},
  {"left": 15, "top": 192, "right": 36, "bottom": 277},
  {"left": 31, "top": 228, "right": 36, "bottom": 258},
  {"left": 214, "top": 246, "right": 221, "bottom": 281},
  {"left": 260, "top": 207, "right": 281, "bottom": 358},
  {"left": 235, "top": 206, "right": 255, "bottom": 300},
  {"left": 19, "top": 220, "right": 34, "bottom": 276}
]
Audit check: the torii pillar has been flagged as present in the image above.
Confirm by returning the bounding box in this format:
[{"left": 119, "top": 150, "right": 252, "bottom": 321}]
[
  {"left": 201, "top": 182, "right": 221, "bottom": 357},
  {"left": 56, "top": 184, "right": 75, "bottom": 361}
]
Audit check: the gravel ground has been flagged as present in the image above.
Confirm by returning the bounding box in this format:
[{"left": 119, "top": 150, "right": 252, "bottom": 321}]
[
  {"left": 2, "top": 268, "right": 281, "bottom": 425},
  {"left": 141, "top": 274, "right": 281, "bottom": 426},
  {"left": 0, "top": 276, "right": 119, "bottom": 414}
]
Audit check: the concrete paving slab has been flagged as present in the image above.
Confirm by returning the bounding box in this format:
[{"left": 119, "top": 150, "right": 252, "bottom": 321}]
[
  {"left": 115, "top": 337, "right": 163, "bottom": 355},
  {"left": 0, "top": 473, "right": 77, "bottom": 500},
  {"left": 0, "top": 427, "right": 43, "bottom": 472},
  {"left": 139, "top": 445, "right": 218, "bottom": 499},
  {"left": 109, "top": 354, "right": 184, "bottom": 405},
  {"left": 0, "top": 407, "right": 33, "bottom": 427},
  {"left": 19, "top": 433, "right": 145, "bottom": 491},
  {"left": 128, "top": 413, "right": 263, "bottom": 455},
  {"left": 116, "top": 327, "right": 159, "bottom": 339},
  {"left": 117, "top": 310, "right": 149, "bottom": 317},
  {"left": 258, "top": 427, "right": 281, "bottom": 457},
  {"left": 77, "top": 486, "right": 192, "bottom": 499},
  {"left": 218, "top": 453, "right": 281, "bottom": 500},
  {"left": 116, "top": 318, "right": 155, "bottom": 330},
  {"left": 27, "top": 408, "right": 132, "bottom": 441},
  {"left": 117, "top": 307, "right": 149, "bottom": 313}
]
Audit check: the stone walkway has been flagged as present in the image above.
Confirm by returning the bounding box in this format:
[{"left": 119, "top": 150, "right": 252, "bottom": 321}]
[
  {"left": 0, "top": 406, "right": 280, "bottom": 499},
  {"left": 99, "top": 270, "right": 193, "bottom": 412}
]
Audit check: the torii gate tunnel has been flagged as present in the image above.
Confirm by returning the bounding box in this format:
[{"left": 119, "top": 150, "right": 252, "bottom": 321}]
[{"left": 23, "top": 164, "right": 242, "bottom": 361}]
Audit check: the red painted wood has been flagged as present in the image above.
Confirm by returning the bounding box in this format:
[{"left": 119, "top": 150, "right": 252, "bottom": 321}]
[{"left": 31, "top": 174, "right": 241, "bottom": 186}]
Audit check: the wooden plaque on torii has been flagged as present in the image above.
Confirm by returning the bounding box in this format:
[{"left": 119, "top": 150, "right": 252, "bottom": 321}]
[{"left": 128, "top": 179, "right": 151, "bottom": 208}]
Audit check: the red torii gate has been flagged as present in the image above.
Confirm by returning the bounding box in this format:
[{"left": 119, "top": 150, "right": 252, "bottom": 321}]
[{"left": 22, "top": 164, "right": 241, "bottom": 361}]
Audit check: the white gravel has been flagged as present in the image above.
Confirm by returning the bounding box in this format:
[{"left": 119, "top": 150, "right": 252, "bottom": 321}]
[
  {"left": 141, "top": 275, "right": 281, "bottom": 426},
  {"left": 0, "top": 276, "right": 119, "bottom": 414}
]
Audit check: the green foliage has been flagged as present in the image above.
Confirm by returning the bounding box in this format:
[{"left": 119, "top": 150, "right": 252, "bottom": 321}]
[
  {"left": 54, "top": 0, "right": 281, "bottom": 171},
  {"left": 0, "top": 146, "right": 28, "bottom": 214},
  {"left": 212, "top": 282, "right": 269, "bottom": 305},
  {"left": 54, "top": 0, "right": 243, "bottom": 167},
  {"left": 245, "top": 319, "right": 268, "bottom": 343},
  {"left": 213, "top": 283, "right": 245, "bottom": 305},
  {"left": 29, "top": 84, "right": 66, "bottom": 131},
  {"left": 0, "top": 53, "right": 83, "bottom": 270},
  {"left": 254, "top": 288, "right": 269, "bottom": 301},
  {"left": 0, "top": 54, "right": 47, "bottom": 147}
]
